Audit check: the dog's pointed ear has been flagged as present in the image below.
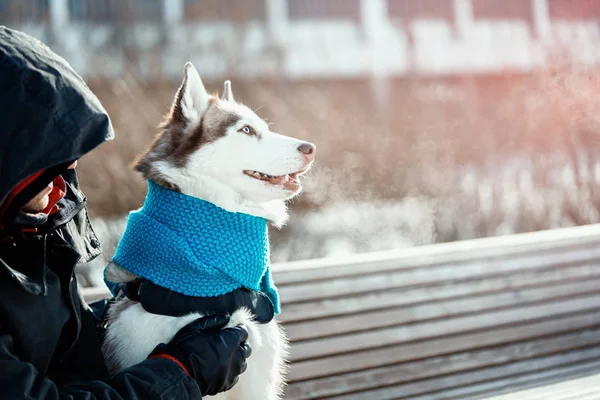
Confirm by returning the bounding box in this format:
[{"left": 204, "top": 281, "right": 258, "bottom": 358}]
[
  {"left": 222, "top": 80, "right": 234, "bottom": 102},
  {"left": 171, "top": 62, "right": 210, "bottom": 125}
]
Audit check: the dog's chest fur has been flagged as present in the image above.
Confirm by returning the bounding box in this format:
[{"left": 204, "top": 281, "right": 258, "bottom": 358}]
[{"left": 103, "top": 302, "right": 288, "bottom": 399}]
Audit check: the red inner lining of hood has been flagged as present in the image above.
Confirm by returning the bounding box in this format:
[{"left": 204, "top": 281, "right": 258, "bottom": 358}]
[
  {"left": 43, "top": 176, "right": 66, "bottom": 215},
  {"left": 0, "top": 171, "right": 67, "bottom": 232}
]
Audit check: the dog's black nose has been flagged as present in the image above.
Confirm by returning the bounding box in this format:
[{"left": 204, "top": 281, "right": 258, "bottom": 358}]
[{"left": 297, "top": 143, "right": 316, "bottom": 160}]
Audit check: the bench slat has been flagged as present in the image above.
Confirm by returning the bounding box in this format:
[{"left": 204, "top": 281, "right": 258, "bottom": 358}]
[
  {"left": 483, "top": 372, "right": 600, "bottom": 400},
  {"left": 80, "top": 286, "right": 111, "bottom": 303},
  {"left": 279, "top": 263, "right": 600, "bottom": 323},
  {"left": 278, "top": 247, "right": 600, "bottom": 303},
  {"left": 284, "top": 277, "right": 600, "bottom": 341},
  {"left": 287, "top": 310, "right": 600, "bottom": 381},
  {"left": 286, "top": 328, "right": 600, "bottom": 399},
  {"left": 273, "top": 225, "right": 600, "bottom": 285},
  {"left": 407, "top": 363, "right": 600, "bottom": 400},
  {"left": 327, "top": 347, "right": 600, "bottom": 400},
  {"left": 289, "top": 293, "right": 600, "bottom": 362}
]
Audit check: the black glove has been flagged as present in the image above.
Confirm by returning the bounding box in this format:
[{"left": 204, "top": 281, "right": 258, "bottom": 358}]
[{"left": 149, "top": 313, "right": 251, "bottom": 396}]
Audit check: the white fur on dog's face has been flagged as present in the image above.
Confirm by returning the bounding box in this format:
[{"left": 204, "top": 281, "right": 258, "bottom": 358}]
[
  {"left": 136, "top": 63, "right": 315, "bottom": 226},
  {"left": 187, "top": 100, "right": 311, "bottom": 203}
]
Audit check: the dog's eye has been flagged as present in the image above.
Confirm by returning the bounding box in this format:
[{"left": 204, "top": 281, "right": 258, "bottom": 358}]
[{"left": 240, "top": 125, "right": 255, "bottom": 136}]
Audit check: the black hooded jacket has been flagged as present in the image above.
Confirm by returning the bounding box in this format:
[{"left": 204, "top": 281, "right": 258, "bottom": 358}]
[{"left": 0, "top": 26, "right": 200, "bottom": 399}]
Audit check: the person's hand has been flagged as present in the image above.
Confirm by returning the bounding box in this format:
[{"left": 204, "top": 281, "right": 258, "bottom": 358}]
[{"left": 148, "top": 313, "right": 251, "bottom": 396}]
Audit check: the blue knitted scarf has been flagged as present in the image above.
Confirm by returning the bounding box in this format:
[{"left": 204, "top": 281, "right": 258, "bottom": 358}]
[{"left": 110, "top": 180, "right": 279, "bottom": 314}]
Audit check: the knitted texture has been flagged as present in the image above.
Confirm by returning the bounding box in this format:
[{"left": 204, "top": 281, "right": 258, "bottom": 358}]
[{"left": 110, "top": 180, "right": 280, "bottom": 314}]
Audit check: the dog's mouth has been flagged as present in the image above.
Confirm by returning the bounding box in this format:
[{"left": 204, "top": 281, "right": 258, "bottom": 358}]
[{"left": 243, "top": 169, "right": 307, "bottom": 190}]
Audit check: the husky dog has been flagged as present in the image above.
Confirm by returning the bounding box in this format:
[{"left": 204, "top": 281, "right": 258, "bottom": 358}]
[{"left": 101, "top": 62, "right": 315, "bottom": 400}]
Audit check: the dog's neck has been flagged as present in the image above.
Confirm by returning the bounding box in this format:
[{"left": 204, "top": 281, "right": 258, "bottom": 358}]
[{"left": 152, "top": 161, "right": 289, "bottom": 228}]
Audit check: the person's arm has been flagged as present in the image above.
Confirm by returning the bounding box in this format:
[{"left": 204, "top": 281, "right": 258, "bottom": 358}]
[
  {"left": 0, "top": 313, "right": 250, "bottom": 400},
  {"left": 0, "top": 326, "right": 200, "bottom": 400}
]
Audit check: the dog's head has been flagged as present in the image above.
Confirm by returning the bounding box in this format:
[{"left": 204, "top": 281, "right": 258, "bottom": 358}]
[{"left": 134, "top": 63, "right": 315, "bottom": 225}]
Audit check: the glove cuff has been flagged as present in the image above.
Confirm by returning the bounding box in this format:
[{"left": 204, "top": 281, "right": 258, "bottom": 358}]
[{"left": 148, "top": 351, "right": 190, "bottom": 377}]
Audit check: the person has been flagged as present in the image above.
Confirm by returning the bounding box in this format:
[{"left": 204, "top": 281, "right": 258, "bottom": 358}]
[{"left": 0, "top": 26, "right": 251, "bottom": 399}]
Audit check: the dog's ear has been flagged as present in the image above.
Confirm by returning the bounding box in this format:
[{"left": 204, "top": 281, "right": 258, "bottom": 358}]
[
  {"left": 222, "top": 80, "right": 234, "bottom": 102},
  {"left": 170, "top": 62, "right": 210, "bottom": 126}
]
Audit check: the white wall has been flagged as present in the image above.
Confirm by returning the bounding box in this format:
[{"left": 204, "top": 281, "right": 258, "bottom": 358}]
[{"left": 8, "top": 0, "right": 600, "bottom": 80}]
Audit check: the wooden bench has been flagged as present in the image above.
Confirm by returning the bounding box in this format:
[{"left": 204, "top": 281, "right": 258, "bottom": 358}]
[
  {"left": 484, "top": 372, "right": 600, "bottom": 399},
  {"left": 82, "top": 224, "right": 600, "bottom": 399}
]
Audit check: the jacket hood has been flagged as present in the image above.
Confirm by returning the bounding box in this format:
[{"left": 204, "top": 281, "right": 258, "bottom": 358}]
[{"left": 0, "top": 26, "right": 114, "bottom": 208}]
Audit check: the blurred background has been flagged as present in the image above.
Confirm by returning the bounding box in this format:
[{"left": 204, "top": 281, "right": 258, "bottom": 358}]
[{"left": 3, "top": 0, "right": 600, "bottom": 282}]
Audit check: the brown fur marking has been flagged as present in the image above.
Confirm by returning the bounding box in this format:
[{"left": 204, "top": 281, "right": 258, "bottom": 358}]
[
  {"left": 170, "top": 76, "right": 188, "bottom": 126},
  {"left": 132, "top": 97, "right": 241, "bottom": 189}
]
